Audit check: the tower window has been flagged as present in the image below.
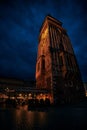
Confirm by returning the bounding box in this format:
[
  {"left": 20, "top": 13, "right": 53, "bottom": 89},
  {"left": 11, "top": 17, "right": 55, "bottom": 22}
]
[
  {"left": 59, "top": 56, "right": 63, "bottom": 66},
  {"left": 42, "top": 59, "right": 45, "bottom": 70},
  {"left": 59, "top": 43, "right": 64, "bottom": 51},
  {"left": 66, "top": 55, "right": 72, "bottom": 67}
]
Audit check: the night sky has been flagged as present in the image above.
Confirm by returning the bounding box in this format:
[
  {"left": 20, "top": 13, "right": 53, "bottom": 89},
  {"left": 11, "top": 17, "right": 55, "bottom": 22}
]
[{"left": 0, "top": 0, "right": 87, "bottom": 82}]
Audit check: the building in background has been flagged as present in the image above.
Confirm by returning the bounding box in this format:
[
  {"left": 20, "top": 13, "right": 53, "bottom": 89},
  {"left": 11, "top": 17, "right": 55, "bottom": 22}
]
[
  {"left": 36, "top": 15, "right": 85, "bottom": 104},
  {"left": 83, "top": 82, "right": 87, "bottom": 97},
  {"left": 0, "top": 77, "right": 49, "bottom": 100},
  {"left": 0, "top": 77, "right": 35, "bottom": 94}
]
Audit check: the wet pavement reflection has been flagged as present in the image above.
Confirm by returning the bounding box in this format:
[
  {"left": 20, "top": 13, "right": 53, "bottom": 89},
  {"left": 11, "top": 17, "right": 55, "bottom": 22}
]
[{"left": 0, "top": 102, "right": 87, "bottom": 130}]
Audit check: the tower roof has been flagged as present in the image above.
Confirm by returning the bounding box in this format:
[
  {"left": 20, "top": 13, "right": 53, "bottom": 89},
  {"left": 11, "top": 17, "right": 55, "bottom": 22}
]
[
  {"left": 39, "top": 15, "right": 62, "bottom": 32},
  {"left": 46, "top": 14, "right": 62, "bottom": 26}
]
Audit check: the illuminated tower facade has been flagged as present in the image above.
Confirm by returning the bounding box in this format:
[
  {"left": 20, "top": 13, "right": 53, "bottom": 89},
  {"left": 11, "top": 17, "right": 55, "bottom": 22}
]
[{"left": 36, "top": 15, "right": 85, "bottom": 104}]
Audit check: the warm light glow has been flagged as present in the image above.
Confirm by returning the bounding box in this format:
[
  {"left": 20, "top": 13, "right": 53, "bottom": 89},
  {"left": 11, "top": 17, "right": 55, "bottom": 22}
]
[
  {"left": 36, "top": 93, "right": 52, "bottom": 102},
  {"left": 40, "top": 93, "right": 43, "bottom": 96},
  {"left": 10, "top": 96, "right": 15, "bottom": 99},
  {"left": 19, "top": 93, "right": 22, "bottom": 97},
  {"left": 28, "top": 93, "right": 32, "bottom": 99},
  {"left": 29, "top": 93, "right": 32, "bottom": 96},
  {"left": 41, "top": 28, "right": 48, "bottom": 39}
]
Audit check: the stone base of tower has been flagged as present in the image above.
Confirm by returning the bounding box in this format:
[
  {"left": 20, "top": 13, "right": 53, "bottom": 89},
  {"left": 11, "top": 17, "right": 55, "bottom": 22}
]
[
  {"left": 50, "top": 75, "right": 86, "bottom": 105},
  {"left": 36, "top": 77, "right": 85, "bottom": 105}
]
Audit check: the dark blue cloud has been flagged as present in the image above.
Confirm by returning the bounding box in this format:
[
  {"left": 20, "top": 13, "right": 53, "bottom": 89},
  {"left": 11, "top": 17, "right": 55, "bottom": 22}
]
[{"left": 0, "top": 0, "right": 87, "bottom": 81}]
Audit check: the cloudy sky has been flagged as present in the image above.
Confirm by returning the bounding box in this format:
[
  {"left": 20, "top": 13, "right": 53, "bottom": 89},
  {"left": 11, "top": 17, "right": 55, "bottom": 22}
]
[{"left": 0, "top": 0, "right": 87, "bottom": 81}]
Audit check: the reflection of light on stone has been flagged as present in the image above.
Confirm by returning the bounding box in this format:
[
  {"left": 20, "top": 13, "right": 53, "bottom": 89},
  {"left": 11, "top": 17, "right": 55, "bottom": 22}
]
[
  {"left": 14, "top": 109, "right": 48, "bottom": 129},
  {"left": 26, "top": 111, "right": 35, "bottom": 125},
  {"left": 15, "top": 109, "right": 22, "bottom": 123},
  {"left": 23, "top": 105, "right": 28, "bottom": 110},
  {"left": 39, "top": 112, "right": 47, "bottom": 125},
  {"left": 41, "top": 28, "right": 48, "bottom": 39}
]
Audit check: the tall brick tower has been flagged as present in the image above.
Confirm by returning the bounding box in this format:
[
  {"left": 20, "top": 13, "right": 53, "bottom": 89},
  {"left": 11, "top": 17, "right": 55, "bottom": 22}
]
[{"left": 36, "top": 15, "right": 85, "bottom": 104}]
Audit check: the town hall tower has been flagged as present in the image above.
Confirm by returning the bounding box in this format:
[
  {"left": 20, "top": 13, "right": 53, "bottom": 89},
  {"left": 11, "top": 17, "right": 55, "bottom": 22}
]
[{"left": 36, "top": 15, "right": 85, "bottom": 103}]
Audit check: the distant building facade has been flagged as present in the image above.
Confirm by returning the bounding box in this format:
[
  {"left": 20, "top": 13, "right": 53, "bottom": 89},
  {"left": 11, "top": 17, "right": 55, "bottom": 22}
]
[
  {"left": 0, "top": 77, "right": 35, "bottom": 93},
  {"left": 36, "top": 15, "right": 85, "bottom": 104},
  {"left": 0, "top": 77, "right": 49, "bottom": 99}
]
